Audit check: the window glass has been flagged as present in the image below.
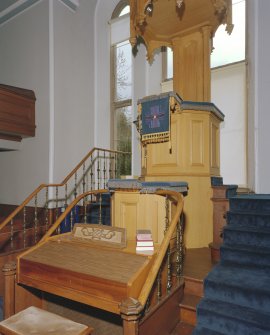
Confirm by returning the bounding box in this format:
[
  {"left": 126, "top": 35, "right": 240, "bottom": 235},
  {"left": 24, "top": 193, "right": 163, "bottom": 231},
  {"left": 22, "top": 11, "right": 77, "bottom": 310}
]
[
  {"left": 114, "top": 106, "right": 132, "bottom": 152},
  {"left": 114, "top": 106, "right": 132, "bottom": 175},
  {"left": 114, "top": 41, "right": 132, "bottom": 102},
  {"left": 211, "top": 0, "right": 246, "bottom": 68},
  {"left": 167, "top": 47, "right": 173, "bottom": 79},
  {"left": 119, "top": 5, "right": 130, "bottom": 16}
]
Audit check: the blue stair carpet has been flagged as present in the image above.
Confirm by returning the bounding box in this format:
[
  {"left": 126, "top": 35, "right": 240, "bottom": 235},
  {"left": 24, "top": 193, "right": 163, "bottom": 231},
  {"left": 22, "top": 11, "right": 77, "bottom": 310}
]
[{"left": 193, "top": 194, "right": 270, "bottom": 335}]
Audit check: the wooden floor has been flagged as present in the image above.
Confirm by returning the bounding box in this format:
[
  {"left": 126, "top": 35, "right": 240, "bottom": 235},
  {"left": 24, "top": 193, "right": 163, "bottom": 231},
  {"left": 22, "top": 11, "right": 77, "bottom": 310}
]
[{"left": 183, "top": 247, "right": 214, "bottom": 281}]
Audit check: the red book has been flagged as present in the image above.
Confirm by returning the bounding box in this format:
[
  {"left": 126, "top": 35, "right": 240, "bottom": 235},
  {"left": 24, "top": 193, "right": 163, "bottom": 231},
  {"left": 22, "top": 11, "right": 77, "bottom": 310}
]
[{"left": 136, "top": 229, "right": 152, "bottom": 241}]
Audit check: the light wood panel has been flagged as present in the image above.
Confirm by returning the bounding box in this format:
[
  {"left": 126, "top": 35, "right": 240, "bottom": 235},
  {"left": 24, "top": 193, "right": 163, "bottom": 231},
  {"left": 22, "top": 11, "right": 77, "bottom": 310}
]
[
  {"left": 145, "top": 110, "right": 221, "bottom": 177},
  {"left": 111, "top": 192, "right": 166, "bottom": 244}
]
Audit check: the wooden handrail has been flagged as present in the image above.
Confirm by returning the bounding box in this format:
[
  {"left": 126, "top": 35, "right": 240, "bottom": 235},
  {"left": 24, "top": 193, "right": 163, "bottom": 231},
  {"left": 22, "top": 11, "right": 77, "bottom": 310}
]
[
  {"left": 137, "top": 189, "right": 184, "bottom": 308},
  {"left": 0, "top": 148, "right": 131, "bottom": 232}
]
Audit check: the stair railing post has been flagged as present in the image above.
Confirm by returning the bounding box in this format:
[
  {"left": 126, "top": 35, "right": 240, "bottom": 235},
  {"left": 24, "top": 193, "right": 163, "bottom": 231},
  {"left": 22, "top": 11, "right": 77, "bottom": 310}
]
[
  {"left": 23, "top": 207, "right": 27, "bottom": 248},
  {"left": 3, "top": 261, "right": 16, "bottom": 319},
  {"left": 103, "top": 151, "right": 107, "bottom": 189},
  {"left": 45, "top": 186, "right": 49, "bottom": 233},
  {"left": 34, "top": 194, "right": 38, "bottom": 243},
  {"left": 10, "top": 218, "right": 14, "bottom": 251},
  {"left": 120, "top": 297, "right": 143, "bottom": 335}
]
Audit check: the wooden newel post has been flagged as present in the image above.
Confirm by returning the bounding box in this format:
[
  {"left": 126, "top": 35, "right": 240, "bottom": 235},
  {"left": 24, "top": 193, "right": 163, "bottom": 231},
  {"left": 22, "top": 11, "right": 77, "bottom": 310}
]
[
  {"left": 120, "top": 297, "right": 143, "bottom": 335},
  {"left": 3, "top": 261, "right": 16, "bottom": 319}
]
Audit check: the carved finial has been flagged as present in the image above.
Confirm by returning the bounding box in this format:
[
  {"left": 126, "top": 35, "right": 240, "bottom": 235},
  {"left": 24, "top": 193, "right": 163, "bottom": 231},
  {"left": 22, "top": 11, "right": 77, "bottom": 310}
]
[
  {"left": 212, "top": 0, "right": 234, "bottom": 35},
  {"left": 3, "top": 261, "right": 16, "bottom": 273},
  {"left": 176, "top": 0, "right": 184, "bottom": 9},
  {"left": 226, "top": 23, "right": 234, "bottom": 35},
  {"left": 119, "top": 297, "right": 143, "bottom": 317}
]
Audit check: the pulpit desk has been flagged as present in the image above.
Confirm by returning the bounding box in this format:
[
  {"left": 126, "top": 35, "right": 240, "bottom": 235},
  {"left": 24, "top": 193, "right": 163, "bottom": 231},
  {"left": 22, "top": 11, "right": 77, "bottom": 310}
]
[{"left": 15, "top": 234, "right": 156, "bottom": 315}]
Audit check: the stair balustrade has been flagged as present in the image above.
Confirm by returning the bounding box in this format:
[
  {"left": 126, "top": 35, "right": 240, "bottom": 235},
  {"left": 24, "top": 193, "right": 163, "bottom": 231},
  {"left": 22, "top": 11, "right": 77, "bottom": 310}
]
[
  {"left": 35, "top": 188, "right": 185, "bottom": 332},
  {"left": 0, "top": 148, "right": 131, "bottom": 254}
]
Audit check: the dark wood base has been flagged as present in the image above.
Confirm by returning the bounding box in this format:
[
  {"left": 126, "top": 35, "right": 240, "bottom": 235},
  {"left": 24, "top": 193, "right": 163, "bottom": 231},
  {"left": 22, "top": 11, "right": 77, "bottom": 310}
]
[
  {"left": 139, "top": 282, "right": 184, "bottom": 335},
  {"left": 209, "top": 242, "right": 221, "bottom": 263}
]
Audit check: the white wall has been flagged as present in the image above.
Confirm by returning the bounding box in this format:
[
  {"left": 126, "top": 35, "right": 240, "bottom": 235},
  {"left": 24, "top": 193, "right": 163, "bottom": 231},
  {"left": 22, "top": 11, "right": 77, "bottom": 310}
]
[
  {"left": 247, "top": 0, "right": 270, "bottom": 193},
  {"left": 0, "top": 0, "right": 50, "bottom": 204},
  {"left": 94, "top": 0, "right": 119, "bottom": 149},
  {"left": 53, "top": 0, "right": 97, "bottom": 181},
  {"left": 211, "top": 62, "right": 247, "bottom": 187}
]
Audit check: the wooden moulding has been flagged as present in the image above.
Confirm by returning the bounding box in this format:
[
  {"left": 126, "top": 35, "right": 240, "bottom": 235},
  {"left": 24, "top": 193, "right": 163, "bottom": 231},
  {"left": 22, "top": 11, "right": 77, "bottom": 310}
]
[{"left": 0, "top": 84, "right": 36, "bottom": 142}]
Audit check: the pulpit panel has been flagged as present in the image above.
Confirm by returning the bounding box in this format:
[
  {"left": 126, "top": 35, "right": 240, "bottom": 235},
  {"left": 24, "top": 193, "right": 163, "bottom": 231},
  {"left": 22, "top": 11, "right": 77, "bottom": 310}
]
[{"left": 111, "top": 192, "right": 166, "bottom": 244}]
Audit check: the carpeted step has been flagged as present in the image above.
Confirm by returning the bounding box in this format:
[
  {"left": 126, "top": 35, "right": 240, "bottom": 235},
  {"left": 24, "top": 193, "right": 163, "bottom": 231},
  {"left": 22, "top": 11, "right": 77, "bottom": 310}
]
[
  {"left": 192, "top": 326, "right": 227, "bottom": 335},
  {"left": 196, "top": 299, "right": 270, "bottom": 335},
  {"left": 223, "top": 225, "right": 270, "bottom": 248},
  {"left": 229, "top": 195, "right": 270, "bottom": 213},
  {"left": 226, "top": 211, "right": 270, "bottom": 229},
  {"left": 204, "top": 264, "right": 270, "bottom": 313},
  {"left": 220, "top": 244, "right": 270, "bottom": 268}
]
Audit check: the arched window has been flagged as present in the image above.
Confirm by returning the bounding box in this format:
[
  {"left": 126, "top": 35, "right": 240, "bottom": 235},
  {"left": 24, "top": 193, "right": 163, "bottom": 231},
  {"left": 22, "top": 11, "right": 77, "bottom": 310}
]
[{"left": 110, "top": 1, "right": 132, "bottom": 175}]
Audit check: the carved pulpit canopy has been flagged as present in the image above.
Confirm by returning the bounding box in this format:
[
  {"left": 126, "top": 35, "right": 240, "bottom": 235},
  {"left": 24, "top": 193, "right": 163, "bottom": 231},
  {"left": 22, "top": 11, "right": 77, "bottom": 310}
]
[
  {"left": 130, "top": 0, "right": 233, "bottom": 61},
  {"left": 130, "top": 0, "right": 233, "bottom": 101}
]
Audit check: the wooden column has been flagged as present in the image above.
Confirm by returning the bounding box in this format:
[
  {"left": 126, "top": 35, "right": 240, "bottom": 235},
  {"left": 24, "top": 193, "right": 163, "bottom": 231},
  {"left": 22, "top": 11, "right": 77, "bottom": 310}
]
[{"left": 172, "top": 25, "right": 211, "bottom": 101}]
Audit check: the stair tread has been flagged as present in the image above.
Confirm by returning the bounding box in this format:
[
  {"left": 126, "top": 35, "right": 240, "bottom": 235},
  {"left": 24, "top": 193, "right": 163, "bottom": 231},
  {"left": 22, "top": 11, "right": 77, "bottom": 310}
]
[
  {"left": 221, "top": 243, "right": 270, "bottom": 254},
  {"left": 198, "top": 298, "right": 270, "bottom": 328},
  {"left": 193, "top": 326, "right": 227, "bottom": 335},
  {"left": 205, "top": 263, "right": 270, "bottom": 291},
  {"left": 224, "top": 225, "right": 270, "bottom": 233},
  {"left": 230, "top": 194, "right": 270, "bottom": 199},
  {"left": 227, "top": 210, "right": 270, "bottom": 216},
  {"left": 180, "top": 293, "right": 201, "bottom": 310}
]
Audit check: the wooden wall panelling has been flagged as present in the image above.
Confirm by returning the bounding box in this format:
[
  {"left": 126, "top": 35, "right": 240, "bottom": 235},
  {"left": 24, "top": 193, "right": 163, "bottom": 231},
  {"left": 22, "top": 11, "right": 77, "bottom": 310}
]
[{"left": 0, "top": 84, "right": 36, "bottom": 142}]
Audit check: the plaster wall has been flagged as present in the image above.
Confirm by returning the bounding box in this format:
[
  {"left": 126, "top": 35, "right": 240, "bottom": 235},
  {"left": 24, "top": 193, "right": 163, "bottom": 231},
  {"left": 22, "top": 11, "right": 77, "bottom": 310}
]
[
  {"left": 0, "top": 0, "right": 50, "bottom": 204},
  {"left": 53, "top": 0, "right": 97, "bottom": 182},
  {"left": 212, "top": 61, "right": 247, "bottom": 187},
  {"left": 247, "top": 0, "right": 270, "bottom": 193}
]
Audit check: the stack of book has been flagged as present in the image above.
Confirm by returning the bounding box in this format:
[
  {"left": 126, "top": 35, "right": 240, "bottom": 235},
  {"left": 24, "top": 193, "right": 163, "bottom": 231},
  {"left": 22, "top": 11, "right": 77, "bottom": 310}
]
[{"left": 136, "top": 229, "right": 154, "bottom": 254}]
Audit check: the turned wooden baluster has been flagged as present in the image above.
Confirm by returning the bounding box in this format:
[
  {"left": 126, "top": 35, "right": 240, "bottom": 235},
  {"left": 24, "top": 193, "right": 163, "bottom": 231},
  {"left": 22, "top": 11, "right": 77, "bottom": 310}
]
[
  {"left": 176, "top": 214, "right": 184, "bottom": 280},
  {"left": 97, "top": 150, "right": 101, "bottom": 190},
  {"left": 55, "top": 186, "right": 60, "bottom": 234},
  {"left": 157, "top": 269, "right": 162, "bottom": 302},
  {"left": 82, "top": 162, "right": 88, "bottom": 223},
  {"left": 109, "top": 153, "right": 113, "bottom": 179},
  {"left": 103, "top": 151, "right": 107, "bottom": 189},
  {"left": 10, "top": 218, "right": 14, "bottom": 251},
  {"left": 45, "top": 186, "right": 49, "bottom": 233},
  {"left": 34, "top": 194, "right": 38, "bottom": 243},
  {"left": 23, "top": 207, "right": 27, "bottom": 248},
  {"left": 90, "top": 155, "right": 94, "bottom": 202},
  {"left": 74, "top": 171, "right": 78, "bottom": 199},
  {"left": 114, "top": 153, "right": 118, "bottom": 178}
]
